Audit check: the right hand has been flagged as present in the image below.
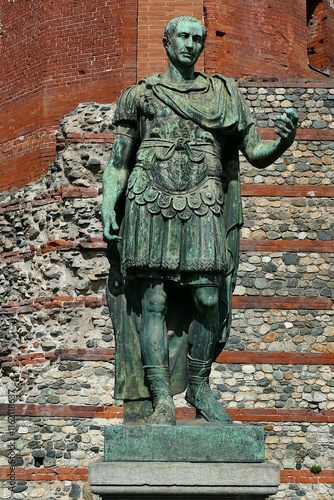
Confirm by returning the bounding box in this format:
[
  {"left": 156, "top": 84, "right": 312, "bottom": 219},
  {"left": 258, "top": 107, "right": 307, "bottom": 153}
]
[{"left": 102, "top": 208, "right": 122, "bottom": 241}]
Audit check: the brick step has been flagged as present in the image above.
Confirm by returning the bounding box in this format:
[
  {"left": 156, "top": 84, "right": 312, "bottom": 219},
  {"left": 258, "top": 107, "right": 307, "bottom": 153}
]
[
  {"left": 0, "top": 404, "right": 333, "bottom": 423},
  {"left": 2, "top": 348, "right": 334, "bottom": 368},
  {"left": 2, "top": 293, "right": 332, "bottom": 315}
]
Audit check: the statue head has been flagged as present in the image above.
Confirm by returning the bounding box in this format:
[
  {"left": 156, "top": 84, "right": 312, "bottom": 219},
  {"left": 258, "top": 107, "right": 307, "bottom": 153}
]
[{"left": 163, "top": 16, "right": 206, "bottom": 68}]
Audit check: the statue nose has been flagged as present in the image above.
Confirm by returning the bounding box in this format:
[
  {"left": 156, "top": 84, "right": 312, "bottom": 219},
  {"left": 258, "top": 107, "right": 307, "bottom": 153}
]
[{"left": 185, "top": 39, "right": 194, "bottom": 48}]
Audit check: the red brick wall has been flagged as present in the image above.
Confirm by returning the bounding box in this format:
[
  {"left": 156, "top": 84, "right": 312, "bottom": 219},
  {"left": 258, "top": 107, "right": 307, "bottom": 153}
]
[
  {"left": 0, "top": 1, "right": 45, "bottom": 108},
  {"left": 0, "top": 0, "right": 138, "bottom": 191},
  {"left": 0, "top": 0, "right": 138, "bottom": 109},
  {"left": 204, "top": 0, "right": 311, "bottom": 78},
  {"left": 1, "top": 0, "right": 334, "bottom": 192},
  {"left": 328, "top": 0, "right": 334, "bottom": 72},
  {"left": 307, "top": 0, "right": 329, "bottom": 72}
]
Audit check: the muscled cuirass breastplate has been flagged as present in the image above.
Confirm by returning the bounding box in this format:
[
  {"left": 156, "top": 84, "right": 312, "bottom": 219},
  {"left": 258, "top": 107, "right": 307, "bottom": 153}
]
[{"left": 126, "top": 92, "right": 225, "bottom": 220}]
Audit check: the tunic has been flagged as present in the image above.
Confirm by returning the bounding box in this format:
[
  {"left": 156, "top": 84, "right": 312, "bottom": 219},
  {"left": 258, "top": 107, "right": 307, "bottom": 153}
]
[
  {"left": 113, "top": 72, "right": 254, "bottom": 284},
  {"left": 107, "top": 72, "right": 256, "bottom": 400}
]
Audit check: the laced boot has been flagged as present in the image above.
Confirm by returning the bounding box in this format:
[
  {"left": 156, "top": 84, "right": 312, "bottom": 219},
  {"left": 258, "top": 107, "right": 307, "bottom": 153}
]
[
  {"left": 186, "top": 356, "right": 232, "bottom": 424},
  {"left": 145, "top": 366, "right": 176, "bottom": 425}
]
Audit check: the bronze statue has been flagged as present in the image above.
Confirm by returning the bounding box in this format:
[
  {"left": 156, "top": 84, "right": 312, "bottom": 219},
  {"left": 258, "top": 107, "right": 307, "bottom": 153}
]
[{"left": 102, "top": 16, "right": 298, "bottom": 425}]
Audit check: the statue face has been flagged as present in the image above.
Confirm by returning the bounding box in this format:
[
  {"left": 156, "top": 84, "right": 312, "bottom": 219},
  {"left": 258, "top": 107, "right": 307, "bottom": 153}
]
[{"left": 165, "top": 20, "right": 204, "bottom": 68}]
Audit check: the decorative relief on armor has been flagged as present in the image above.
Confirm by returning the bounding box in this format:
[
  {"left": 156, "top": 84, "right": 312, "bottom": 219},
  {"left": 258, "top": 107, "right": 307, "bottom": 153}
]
[{"left": 127, "top": 167, "right": 224, "bottom": 220}]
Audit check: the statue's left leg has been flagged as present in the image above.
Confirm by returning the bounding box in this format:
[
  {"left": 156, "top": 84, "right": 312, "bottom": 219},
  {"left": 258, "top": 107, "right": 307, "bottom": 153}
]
[{"left": 186, "top": 286, "right": 232, "bottom": 423}]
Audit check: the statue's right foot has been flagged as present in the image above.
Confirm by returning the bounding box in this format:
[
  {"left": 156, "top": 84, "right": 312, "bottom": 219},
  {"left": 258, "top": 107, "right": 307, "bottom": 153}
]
[
  {"left": 144, "top": 365, "right": 175, "bottom": 425},
  {"left": 147, "top": 395, "right": 176, "bottom": 425}
]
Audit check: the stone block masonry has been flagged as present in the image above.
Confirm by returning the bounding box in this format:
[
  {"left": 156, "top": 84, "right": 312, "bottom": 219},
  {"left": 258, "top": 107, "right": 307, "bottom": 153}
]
[{"left": 0, "top": 86, "right": 333, "bottom": 500}]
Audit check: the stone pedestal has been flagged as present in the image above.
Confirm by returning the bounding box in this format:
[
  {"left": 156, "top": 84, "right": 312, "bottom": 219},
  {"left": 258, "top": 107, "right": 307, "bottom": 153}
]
[
  {"left": 89, "top": 423, "right": 280, "bottom": 499},
  {"left": 89, "top": 461, "right": 280, "bottom": 499}
]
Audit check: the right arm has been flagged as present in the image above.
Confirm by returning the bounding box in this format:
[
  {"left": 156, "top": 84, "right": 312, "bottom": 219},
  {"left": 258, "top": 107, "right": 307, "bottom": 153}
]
[{"left": 102, "top": 126, "right": 137, "bottom": 241}]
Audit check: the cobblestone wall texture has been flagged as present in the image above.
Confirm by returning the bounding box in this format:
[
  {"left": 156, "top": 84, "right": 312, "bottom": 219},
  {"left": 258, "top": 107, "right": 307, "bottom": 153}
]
[{"left": 0, "top": 88, "right": 333, "bottom": 499}]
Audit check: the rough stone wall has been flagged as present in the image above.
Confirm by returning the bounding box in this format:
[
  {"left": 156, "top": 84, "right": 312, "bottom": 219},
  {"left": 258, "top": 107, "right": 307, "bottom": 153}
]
[{"left": 0, "top": 86, "right": 334, "bottom": 498}]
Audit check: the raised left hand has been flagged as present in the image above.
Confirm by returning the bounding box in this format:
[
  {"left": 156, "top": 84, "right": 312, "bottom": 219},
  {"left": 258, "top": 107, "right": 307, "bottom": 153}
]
[{"left": 274, "top": 108, "right": 299, "bottom": 146}]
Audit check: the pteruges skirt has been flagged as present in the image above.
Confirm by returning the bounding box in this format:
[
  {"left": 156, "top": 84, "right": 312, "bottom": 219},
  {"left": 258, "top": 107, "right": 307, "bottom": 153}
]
[{"left": 121, "top": 181, "right": 229, "bottom": 285}]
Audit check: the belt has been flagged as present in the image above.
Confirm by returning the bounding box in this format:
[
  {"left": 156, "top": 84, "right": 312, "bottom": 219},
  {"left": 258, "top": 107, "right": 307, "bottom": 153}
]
[{"left": 139, "top": 138, "right": 221, "bottom": 162}]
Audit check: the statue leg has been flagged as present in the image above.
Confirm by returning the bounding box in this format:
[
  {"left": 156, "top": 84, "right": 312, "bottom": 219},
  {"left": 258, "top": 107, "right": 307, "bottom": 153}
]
[
  {"left": 140, "top": 279, "right": 175, "bottom": 425},
  {"left": 186, "top": 285, "right": 232, "bottom": 424}
]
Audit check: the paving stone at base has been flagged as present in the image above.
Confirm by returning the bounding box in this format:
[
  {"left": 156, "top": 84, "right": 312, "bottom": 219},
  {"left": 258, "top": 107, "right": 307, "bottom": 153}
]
[
  {"left": 104, "top": 423, "right": 264, "bottom": 463},
  {"left": 89, "top": 461, "right": 280, "bottom": 499}
]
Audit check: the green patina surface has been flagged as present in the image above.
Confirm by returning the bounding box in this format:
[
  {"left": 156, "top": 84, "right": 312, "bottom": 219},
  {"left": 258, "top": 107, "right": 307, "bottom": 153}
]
[
  {"left": 102, "top": 15, "right": 298, "bottom": 426},
  {"left": 104, "top": 424, "right": 265, "bottom": 463}
]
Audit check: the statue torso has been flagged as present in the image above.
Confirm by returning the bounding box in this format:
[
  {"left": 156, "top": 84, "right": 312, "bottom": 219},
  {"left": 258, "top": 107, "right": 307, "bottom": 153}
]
[{"left": 126, "top": 77, "right": 228, "bottom": 220}]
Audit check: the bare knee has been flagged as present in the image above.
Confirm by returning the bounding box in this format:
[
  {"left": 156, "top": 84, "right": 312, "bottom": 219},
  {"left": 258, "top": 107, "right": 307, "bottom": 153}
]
[
  {"left": 192, "top": 287, "right": 219, "bottom": 314},
  {"left": 143, "top": 286, "right": 167, "bottom": 315}
]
